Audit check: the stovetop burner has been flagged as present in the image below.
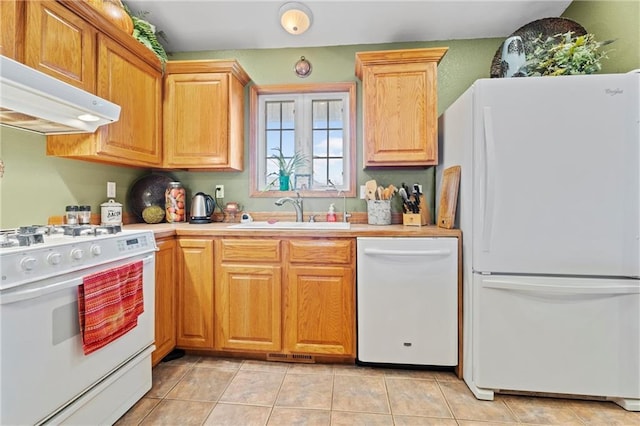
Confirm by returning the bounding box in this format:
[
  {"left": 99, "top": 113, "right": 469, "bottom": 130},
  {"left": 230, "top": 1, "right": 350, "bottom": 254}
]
[
  {"left": 0, "top": 224, "right": 123, "bottom": 248},
  {"left": 63, "top": 224, "right": 122, "bottom": 237}
]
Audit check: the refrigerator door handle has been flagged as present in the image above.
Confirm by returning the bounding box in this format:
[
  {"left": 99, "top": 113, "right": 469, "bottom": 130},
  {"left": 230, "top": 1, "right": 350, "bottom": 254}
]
[
  {"left": 484, "top": 279, "right": 640, "bottom": 295},
  {"left": 481, "top": 107, "right": 497, "bottom": 253}
]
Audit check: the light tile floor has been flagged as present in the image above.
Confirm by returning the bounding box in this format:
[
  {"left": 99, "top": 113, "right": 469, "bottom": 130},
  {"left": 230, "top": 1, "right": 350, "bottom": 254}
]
[{"left": 116, "top": 355, "right": 640, "bottom": 425}]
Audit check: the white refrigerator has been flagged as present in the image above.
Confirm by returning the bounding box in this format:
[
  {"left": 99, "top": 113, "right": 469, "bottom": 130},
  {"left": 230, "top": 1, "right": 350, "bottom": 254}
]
[{"left": 437, "top": 72, "right": 640, "bottom": 411}]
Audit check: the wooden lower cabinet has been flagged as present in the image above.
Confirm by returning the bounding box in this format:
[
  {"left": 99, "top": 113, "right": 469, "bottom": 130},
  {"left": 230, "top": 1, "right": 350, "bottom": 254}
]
[
  {"left": 215, "top": 264, "right": 282, "bottom": 351},
  {"left": 285, "top": 265, "right": 355, "bottom": 355},
  {"left": 213, "top": 237, "right": 356, "bottom": 359},
  {"left": 176, "top": 238, "right": 214, "bottom": 349},
  {"left": 152, "top": 237, "right": 176, "bottom": 366},
  {"left": 285, "top": 239, "right": 356, "bottom": 356},
  {"left": 214, "top": 239, "right": 282, "bottom": 351}
]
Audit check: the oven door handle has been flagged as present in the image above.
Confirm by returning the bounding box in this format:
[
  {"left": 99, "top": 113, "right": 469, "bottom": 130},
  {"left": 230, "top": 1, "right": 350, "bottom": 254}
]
[
  {"left": 0, "top": 275, "right": 83, "bottom": 304},
  {"left": 0, "top": 255, "right": 154, "bottom": 305}
]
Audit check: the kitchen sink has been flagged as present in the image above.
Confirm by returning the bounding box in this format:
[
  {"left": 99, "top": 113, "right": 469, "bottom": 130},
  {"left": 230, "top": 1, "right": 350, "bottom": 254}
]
[{"left": 227, "top": 221, "right": 351, "bottom": 230}]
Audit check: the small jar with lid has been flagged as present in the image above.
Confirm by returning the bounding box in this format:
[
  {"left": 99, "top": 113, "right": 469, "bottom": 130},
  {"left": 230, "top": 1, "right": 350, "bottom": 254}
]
[
  {"left": 65, "top": 205, "right": 79, "bottom": 225},
  {"left": 165, "top": 182, "right": 186, "bottom": 223},
  {"left": 78, "top": 205, "right": 92, "bottom": 225}
]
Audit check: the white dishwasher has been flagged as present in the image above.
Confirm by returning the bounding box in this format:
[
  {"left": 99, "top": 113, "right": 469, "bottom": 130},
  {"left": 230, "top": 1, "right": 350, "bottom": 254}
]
[{"left": 356, "top": 237, "right": 458, "bottom": 366}]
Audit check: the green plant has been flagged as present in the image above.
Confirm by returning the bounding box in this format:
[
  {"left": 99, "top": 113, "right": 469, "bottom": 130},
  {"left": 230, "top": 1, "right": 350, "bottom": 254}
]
[
  {"left": 266, "top": 148, "right": 308, "bottom": 190},
  {"left": 524, "top": 31, "right": 614, "bottom": 77},
  {"left": 123, "top": 5, "right": 168, "bottom": 69}
]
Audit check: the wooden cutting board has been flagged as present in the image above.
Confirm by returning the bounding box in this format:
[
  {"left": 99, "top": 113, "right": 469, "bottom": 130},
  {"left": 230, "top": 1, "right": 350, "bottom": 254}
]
[{"left": 437, "top": 165, "right": 461, "bottom": 229}]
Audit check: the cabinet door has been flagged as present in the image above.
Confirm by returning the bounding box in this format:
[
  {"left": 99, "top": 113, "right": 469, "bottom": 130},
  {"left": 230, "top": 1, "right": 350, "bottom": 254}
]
[
  {"left": 164, "top": 73, "right": 234, "bottom": 169},
  {"left": 95, "top": 34, "right": 162, "bottom": 166},
  {"left": 362, "top": 62, "right": 437, "bottom": 166},
  {"left": 215, "top": 264, "right": 282, "bottom": 352},
  {"left": 176, "top": 239, "right": 214, "bottom": 349},
  {"left": 24, "top": 0, "right": 96, "bottom": 92},
  {"left": 285, "top": 265, "right": 355, "bottom": 356},
  {"left": 1, "top": 0, "right": 23, "bottom": 61},
  {"left": 152, "top": 238, "right": 176, "bottom": 366}
]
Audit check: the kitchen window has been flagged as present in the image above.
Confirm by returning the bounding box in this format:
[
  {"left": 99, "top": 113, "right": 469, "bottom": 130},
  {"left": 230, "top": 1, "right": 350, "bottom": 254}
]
[{"left": 250, "top": 83, "right": 356, "bottom": 197}]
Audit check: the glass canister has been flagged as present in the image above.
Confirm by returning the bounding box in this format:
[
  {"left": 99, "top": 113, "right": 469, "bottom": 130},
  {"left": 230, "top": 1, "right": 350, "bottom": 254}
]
[
  {"left": 65, "top": 205, "right": 79, "bottom": 225},
  {"left": 165, "top": 182, "right": 186, "bottom": 223},
  {"left": 79, "top": 205, "right": 92, "bottom": 225}
]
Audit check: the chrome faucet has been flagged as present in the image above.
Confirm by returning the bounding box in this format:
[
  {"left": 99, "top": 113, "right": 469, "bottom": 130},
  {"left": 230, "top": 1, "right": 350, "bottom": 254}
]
[
  {"left": 328, "top": 179, "right": 351, "bottom": 223},
  {"left": 275, "top": 191, "right": 304, "bottom": 222}
]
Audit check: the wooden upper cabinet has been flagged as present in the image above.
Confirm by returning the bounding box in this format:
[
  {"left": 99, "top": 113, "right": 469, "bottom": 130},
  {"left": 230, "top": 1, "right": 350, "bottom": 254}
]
[
  {"left": 163, "top": 60, "right": 251, "bottom": 170},
  {"left": 46, "top": 34, "right": 163, "bottom": 167},
  {"left": 94, "top": 34, "right": 162, "bottom": 165},
  {"left": 355, "top": 47, "right": 448, "bottom": 167},
  {"left": 1, "top": 0, "right": 24, "bottom": 61},
  {"left": 24, "top": 0, "right": 96, "bottom": 92}
]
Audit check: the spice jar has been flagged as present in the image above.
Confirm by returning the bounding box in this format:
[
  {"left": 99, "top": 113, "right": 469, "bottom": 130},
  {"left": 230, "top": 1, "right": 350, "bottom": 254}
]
[
  {"left": 65, "top": 205, "right": 79, "bottom": 225},
  {"left": 165, "top": 182, "right": 186, "bottom": 223},
  {"left": 79, "top": 205, "right": 91, "bottom": 225}
]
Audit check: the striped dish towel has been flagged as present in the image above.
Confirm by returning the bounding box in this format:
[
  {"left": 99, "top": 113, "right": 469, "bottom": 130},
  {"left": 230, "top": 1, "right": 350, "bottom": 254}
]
[{"left": 78, "top": 261, "right": 144, "bottom": 355}]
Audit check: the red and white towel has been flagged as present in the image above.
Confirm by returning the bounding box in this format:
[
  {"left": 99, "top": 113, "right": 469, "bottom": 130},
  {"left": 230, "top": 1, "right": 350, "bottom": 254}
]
[{"left": 77, "top": 261, "right": 144, "bottom": 355}]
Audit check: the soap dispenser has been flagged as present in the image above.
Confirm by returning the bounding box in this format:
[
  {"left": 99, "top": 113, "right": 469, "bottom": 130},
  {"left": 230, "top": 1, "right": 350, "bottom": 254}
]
[{"left": 327, "top": 203, "right": 337, "bottom": 222}]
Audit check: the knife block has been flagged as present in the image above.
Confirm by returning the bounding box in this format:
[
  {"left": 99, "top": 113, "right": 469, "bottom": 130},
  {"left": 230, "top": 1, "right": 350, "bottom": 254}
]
[{"left": 402, "top": 194, "right": 431, "bottom": 226}]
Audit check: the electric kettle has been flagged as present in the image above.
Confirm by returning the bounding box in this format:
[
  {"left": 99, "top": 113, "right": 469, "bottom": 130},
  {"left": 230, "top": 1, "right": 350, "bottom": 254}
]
[{"left": 189, "top": 192, "right": 216, "bottom": 224}]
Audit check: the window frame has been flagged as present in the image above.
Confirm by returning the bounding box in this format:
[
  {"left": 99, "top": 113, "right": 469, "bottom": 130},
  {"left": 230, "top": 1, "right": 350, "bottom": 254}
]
[{"left": 249, "top": 82, "right": 357, "bottom": 198}]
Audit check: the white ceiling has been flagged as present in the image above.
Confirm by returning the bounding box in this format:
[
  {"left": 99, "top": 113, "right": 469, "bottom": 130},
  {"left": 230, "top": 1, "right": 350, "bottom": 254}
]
[{"left": 123, "top": 0, "right": 573, "bottom": 53}]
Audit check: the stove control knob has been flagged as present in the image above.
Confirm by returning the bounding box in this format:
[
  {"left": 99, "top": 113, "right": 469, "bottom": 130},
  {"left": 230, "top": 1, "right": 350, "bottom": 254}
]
[
  {"left": 20, "top": 256, "right": 37, "bottom": 271},
  {"left": 70, "top": 248, "right": 84, "bottom": 260},
  {"left": 47, "top": 252, "right": 62, "bottom": 265},
  {"left": 90, "top": 244, "right": 102, "bottom": 256}
]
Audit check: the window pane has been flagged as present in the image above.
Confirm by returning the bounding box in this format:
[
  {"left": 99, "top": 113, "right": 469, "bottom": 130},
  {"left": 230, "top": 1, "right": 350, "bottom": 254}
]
[
  {"left": 266, "top": 102, "right": 281, "bottom": 130},
  {"left": 266, "top": 130, "right": 281, "bottom": 152},
  {"left": 313, "top": 130, "right": 327, "bottom": 156},
  {"left": 328, "top": 159, "right": 343, "bottom": 186},
  {"left": 282, "top": 102, "right": 295, "bottom": 129},
  {"left": 328, "top": 101, "right": 343, "bottom": 128},
  {"left": 312, "top": 100, "right": 328, "bottom": 129},
  {"left": 328, "top": 130, "right": 343, "bottom": 157},
  {"left": 281, "top": 130, "right": 295, "bottom": 156},
  {"left": 313, "top": 159, "right": 327, "bottom": 186}
]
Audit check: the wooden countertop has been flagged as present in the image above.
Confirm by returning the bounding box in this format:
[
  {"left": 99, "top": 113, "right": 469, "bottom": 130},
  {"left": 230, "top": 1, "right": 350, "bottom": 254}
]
[{"left": 123, "top": 222, "right": 461, "bottom": 239}]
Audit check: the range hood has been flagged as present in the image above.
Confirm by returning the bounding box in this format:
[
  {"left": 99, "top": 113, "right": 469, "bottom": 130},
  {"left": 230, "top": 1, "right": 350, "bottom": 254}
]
[{"left": 0, "top": 55, "right": 120, "bottom": 134}]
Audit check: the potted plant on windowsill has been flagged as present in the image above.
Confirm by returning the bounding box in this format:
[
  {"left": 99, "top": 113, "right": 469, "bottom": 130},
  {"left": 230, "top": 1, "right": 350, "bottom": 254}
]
[{"left": 267, "top": 148, "right": 308, "bottom": 191}]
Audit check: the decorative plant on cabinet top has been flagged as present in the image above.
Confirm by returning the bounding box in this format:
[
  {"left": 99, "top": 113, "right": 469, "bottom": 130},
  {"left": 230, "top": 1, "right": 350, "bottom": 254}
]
[{"left": 524, "top": 31, "right": 614, "bottom": 76}]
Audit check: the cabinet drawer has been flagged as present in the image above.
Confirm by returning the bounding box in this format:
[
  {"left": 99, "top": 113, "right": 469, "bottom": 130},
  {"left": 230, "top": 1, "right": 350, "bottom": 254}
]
[
  {"left": 219, "top": 239, "right": 281, "bottom": 262},
  {"left": 288, "top": 239, "right": 354, "bottom": 265}
]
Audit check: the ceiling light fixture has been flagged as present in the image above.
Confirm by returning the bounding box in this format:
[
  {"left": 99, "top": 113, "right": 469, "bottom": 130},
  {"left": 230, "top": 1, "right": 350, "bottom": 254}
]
[{"left": 279, "top": 2, "right": 313, "bottom": 35}]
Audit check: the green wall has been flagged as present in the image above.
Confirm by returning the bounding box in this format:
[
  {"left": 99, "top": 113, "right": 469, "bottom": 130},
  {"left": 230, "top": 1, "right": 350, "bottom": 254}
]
[{"left": 1, "top": 0, "right": 637, "bottom": 228}]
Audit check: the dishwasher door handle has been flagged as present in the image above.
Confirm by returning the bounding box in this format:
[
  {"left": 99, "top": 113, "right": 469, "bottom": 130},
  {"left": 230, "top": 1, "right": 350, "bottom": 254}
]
[{"left": 363, "top": 248, "right": 452, "bottom": 257}]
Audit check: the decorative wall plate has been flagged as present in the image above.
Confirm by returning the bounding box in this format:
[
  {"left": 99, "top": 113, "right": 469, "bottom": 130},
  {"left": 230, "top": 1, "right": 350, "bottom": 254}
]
[
  {"left": 294, "top": 56, "right": 312, "bottom": 78},
  {"left": 490, "top": 17, "right": 587, "bottom": 78}
]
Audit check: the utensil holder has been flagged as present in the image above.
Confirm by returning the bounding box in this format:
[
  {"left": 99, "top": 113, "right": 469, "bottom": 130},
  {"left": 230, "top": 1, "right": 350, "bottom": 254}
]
[
  {"left": 402, "top": 195, "right": 431, "bottom": 226},
  {"left": 367, "top": 200, "right": 391, "bottom": 225}
]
